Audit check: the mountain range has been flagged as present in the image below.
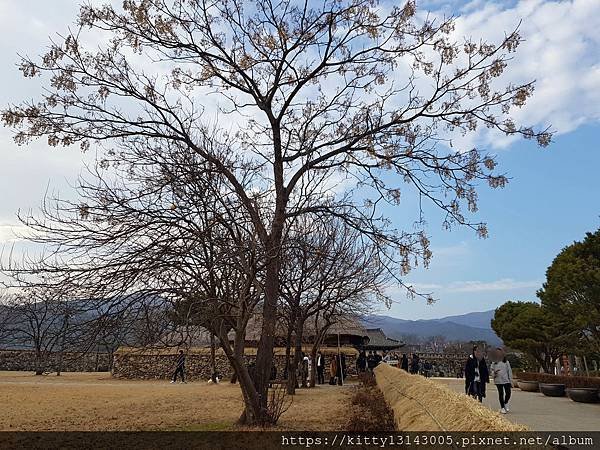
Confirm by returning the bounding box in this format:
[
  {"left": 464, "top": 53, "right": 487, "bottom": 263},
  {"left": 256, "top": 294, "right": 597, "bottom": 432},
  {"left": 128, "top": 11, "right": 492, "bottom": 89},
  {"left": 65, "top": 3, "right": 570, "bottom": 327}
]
[{"left": 363, "top": 310, "right": 502, "bottom": 346}]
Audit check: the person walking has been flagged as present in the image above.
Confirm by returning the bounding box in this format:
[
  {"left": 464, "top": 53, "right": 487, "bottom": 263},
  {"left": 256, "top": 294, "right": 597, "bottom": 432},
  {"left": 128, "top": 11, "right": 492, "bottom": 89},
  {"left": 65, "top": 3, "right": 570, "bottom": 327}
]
[
  {"left": 410, "top": 353, "right": 420, "bottom": 374},
  {"left": 329, "top": 353, "right": 338, "bottom": 385},
  {"left": 465, "top": 346, "right": 489, "bottom": 402},
  {"left": 491, "top": 348, "right": 513, "bottom": 414},
  {"left": 366, "top": 351, "right": 376, "bottom": 373},
  {"left": 356, "top": 350, "right": 367, "bottom": 373},
  {"left": 423, "top": 360, "right": 432, "bottom": 378},
  {"left": 464, "top": 346, "right": 477, "bottom": 394},
  {"left": 301, "top": 352, "right": 309, "bottom": 388},
  {"left": 171, "top": 349, "right": 186, "bottom": 383},
  {"left": 401, "top": 353, "right": 409, "bottom": 372},
  {"left": 316, "top": 351, "right": 326, "bottom": 385},
  {"left": 374, "top": 351, "right": 382, "bottom": 368}
]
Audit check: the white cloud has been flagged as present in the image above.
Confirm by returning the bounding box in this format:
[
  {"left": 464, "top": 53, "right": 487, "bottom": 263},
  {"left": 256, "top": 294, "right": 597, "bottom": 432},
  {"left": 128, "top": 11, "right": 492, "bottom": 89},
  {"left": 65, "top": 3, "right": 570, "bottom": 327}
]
[
  {"left": 447, "top": 0, "right": 600, "bottom": 149},
  {"left": 406, "top": 282, "right": 444, "bottom": 291},
  {"left": 402, "top": 277, "right": 542, "bottom": 294},
  {"left": 446, "top": 278, "right": 542, "bottom": 293},
  {"left": 0, "top": 222, "right": 35, "bottom": 244}
]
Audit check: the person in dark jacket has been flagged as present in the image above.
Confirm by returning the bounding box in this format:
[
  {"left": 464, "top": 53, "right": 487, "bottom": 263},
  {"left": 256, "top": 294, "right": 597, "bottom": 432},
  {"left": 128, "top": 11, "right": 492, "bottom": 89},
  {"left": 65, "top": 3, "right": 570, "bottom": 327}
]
[
  {"left": 401, "top": 354, "right": 409, "bottom": 372},
  {"left": 464, "top": 346, "right": 477, "bottom": 394},
  {"left": 366, "top": 351, "right": 376, "bottom": 372},
  {"left": 356, "top": 351, "right": 367, "bottom": 373},
  {"left": 423, "top": 360, "right": 432, "bottom": 378},
  {"left": 410, "top": 353, "right": 420, "bottom": 374},
  {"left": 465, "top": 346, "right": 489, "bottom": 402},
  {"left": 171, "top": 350, "right": 186, "bottom": 383},
  {"left": 374, "top": 352, "right": 382, "bottom": 367},
  {"left": 316, "top": 351, "right": 326, "bottom": 384}
]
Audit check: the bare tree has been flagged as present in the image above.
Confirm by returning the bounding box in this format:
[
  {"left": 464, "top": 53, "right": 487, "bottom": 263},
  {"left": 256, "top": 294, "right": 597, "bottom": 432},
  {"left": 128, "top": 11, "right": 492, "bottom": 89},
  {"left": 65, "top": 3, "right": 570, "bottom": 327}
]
[
  {"left": 280, "top": 215, "right": 387, "bottom": 394},
  {"left": 5, "top": 141, "right": 272, "bottom": 422},
  {"left": 5, "top": 287, "right": 65, "bottom": 375},
  {"left": 2, "top": 0, "right": 550, "bottom": 424}
]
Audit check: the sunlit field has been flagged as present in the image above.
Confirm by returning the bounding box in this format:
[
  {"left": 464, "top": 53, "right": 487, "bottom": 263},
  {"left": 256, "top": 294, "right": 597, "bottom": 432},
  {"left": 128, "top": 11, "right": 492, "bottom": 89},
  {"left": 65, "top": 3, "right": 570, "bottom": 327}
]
[{"left": 0, "top": 372, "right": 352, "bottom": 431}]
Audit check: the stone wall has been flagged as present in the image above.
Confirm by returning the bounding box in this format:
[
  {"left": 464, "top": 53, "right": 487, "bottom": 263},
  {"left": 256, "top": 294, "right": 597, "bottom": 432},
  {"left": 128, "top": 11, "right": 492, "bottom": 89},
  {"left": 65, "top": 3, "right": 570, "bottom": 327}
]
[
  {"left": 113, "top": 347, "right": 359, "bottom": 381},
  {"left": 0, "top": 349, "right": 112, "bottom": 373}
]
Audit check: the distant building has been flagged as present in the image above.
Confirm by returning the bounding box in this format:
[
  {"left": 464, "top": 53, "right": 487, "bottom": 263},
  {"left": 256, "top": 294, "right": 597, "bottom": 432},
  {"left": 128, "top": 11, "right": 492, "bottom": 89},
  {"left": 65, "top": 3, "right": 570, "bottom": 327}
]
[{"left": 362, "top": 328, "right": 404, "bottom": 352}]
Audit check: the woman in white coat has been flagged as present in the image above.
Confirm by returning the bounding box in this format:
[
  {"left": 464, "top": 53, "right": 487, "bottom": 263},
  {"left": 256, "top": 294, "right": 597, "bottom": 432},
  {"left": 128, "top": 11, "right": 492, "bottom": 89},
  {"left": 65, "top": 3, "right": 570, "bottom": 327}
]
[{"left": 491, "top": 347, "right": 513, "bottom": 414}]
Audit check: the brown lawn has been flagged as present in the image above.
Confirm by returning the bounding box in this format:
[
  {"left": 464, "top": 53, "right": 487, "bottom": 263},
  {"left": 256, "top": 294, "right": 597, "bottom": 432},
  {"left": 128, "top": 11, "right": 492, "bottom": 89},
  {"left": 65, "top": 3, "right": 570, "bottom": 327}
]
[{"left": 0, "top": 371, "right": 352, "bottom": 431}]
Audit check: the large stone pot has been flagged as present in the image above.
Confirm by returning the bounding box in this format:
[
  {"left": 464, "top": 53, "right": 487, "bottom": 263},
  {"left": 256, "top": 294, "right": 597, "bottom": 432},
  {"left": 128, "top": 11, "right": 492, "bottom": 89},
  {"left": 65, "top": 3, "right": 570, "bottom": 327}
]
[
  {"left": 567, "top": 388, "right": 599, "bottom": 403},
  {"left": 517, "top": 380, "right": 539, "bottom": 392},
  {"left": 539, "top": 383, "right": 566, "bottom": 397}
]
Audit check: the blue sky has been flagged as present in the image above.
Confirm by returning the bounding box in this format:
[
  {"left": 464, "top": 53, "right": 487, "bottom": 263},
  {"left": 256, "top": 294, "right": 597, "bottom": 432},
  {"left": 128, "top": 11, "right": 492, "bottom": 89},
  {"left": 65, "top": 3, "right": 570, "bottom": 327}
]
[
  {"left": 0, "top": 0, "right": 599, "bottom": 320},
  {"left": 382, "top": 124, "right": 600, "bottom": 319}
]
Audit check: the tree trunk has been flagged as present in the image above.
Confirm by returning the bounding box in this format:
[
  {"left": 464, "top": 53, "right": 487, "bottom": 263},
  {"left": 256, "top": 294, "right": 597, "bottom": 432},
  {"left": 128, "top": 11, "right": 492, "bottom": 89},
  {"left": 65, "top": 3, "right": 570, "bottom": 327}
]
[
  {"left": 254, "top": 237, "right": 282, "bottom": 422},
  {"left": 34, "top": 348, "right": 43, "bottom": 375},
  {"left": 56, "top": 313, "right": 69, "bottom": 376},
  {"left": 287, "top": 320, "right": 304, "bottom": 395},
  {"left": 217, "top": 331, "right": 264, "bottom": 426},
  {"left": 309, "top": 344, "right": 318, "bottom": 388}
]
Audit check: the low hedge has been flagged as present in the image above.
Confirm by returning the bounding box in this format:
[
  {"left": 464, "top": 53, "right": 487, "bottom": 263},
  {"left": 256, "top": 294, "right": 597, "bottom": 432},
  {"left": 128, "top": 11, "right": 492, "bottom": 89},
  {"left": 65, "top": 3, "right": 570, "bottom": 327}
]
[{"left": 517, "top": 372, "right": 600, "bottom": 389}]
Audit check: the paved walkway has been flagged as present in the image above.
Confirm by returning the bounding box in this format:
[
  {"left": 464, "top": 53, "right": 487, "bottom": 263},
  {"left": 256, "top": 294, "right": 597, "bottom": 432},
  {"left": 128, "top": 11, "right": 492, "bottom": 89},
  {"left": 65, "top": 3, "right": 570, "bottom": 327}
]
[{"left": 435, "top": 378, "right": 600, "bottom": 431}]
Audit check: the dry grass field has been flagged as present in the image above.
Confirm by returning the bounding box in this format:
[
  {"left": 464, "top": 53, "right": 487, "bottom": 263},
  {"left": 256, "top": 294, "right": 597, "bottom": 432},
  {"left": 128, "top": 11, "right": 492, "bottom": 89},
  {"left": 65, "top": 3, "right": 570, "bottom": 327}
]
[{"left": 0, "top": 371, "right": 352, "bottom": 431}]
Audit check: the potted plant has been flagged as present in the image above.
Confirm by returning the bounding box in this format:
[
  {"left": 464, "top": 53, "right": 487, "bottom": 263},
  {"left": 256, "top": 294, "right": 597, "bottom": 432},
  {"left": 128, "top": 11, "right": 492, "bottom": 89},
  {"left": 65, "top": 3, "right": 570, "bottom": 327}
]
[
  {"left": 567, "top": 388, "right": 599, "bottom": 403},
  {"left": 539, "top": 383, "right": 566, "bottom": 397},
  {"left": 517, "top": 380, "right": 539, "bottom": 392}
]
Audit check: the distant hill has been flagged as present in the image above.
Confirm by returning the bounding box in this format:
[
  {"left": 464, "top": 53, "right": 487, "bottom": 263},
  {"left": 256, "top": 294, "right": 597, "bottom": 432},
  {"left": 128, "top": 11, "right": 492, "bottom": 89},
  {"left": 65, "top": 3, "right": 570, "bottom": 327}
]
[
  {"left": 430, "top": 310, "right": 495, "bottom": 329},
  {"left": 363, "top": 310, "right": 501, "bottom": 346}
]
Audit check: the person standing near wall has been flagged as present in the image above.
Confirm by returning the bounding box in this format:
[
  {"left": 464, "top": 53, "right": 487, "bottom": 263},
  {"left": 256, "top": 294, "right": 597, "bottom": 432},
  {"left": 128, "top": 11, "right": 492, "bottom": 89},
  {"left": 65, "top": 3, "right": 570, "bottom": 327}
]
[
  {"left": 316, "top": 351, "right": 325, "bottom": 384},
  {"left": 491, "top": 348, "right": 513, "bottom": 414},
  {"left": 366, "top": 351, "right": 376, "bottom": 373},
  {"left": 301, "top": 352, "right": 309, "bottom": 388},
  {"left": 171, "top": 349, "right": 186, "bottom": 384},
  {"left": 410, "top": 353, "right": 420, "bottom": 374},
  {"left": 356, "top": 350, "right": 367, "bottom": 374},
  {"left": 329, "top": 354, "right": 338, "bottom": 385},
  {"left": 401, "top": 353, "right": 409, "bottom": 371}
]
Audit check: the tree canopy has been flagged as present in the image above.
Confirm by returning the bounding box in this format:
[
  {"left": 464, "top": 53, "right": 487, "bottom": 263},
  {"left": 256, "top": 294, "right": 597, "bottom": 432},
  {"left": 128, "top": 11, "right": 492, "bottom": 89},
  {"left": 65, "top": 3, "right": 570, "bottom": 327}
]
[
  {"left": 491, "top": 300, "right": 574, "bottom": 373},
  {"left": 538, "top": 229, "right": 600, "bottom": 356}
]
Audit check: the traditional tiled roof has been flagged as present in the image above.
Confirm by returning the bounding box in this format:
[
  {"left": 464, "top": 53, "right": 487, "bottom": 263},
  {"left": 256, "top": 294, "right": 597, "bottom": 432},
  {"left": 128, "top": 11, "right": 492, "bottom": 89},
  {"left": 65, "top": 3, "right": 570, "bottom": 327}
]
[{"left": 363, "top": 328, "right": 404, "bottom": 350}]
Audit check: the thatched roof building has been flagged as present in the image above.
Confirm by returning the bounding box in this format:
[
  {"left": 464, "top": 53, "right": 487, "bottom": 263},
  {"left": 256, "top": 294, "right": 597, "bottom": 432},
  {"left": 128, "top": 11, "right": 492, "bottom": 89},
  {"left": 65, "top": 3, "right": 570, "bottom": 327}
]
[{"left": 160, "top": 316, "right": 403, "bottom": 351}]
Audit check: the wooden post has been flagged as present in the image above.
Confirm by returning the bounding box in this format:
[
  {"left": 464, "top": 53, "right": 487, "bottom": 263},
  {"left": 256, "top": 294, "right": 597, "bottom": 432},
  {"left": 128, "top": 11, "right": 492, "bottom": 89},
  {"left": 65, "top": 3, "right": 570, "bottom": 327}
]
[{"left": 337, "top": 332, "right": 344, "bottom": 385}]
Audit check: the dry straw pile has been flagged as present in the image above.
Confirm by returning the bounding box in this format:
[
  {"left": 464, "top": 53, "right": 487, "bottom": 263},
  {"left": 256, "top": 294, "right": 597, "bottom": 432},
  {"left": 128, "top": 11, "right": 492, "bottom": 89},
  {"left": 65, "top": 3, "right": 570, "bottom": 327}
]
[{"left": 374, "top": 363, "right": 528, "bottom": 432}]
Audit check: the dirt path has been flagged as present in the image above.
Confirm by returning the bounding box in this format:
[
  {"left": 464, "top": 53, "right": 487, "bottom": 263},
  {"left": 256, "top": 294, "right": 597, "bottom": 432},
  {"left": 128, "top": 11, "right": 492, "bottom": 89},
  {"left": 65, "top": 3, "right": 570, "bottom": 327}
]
[{"left": 0, "top": 371, "right": 353, "bottom": 431}]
